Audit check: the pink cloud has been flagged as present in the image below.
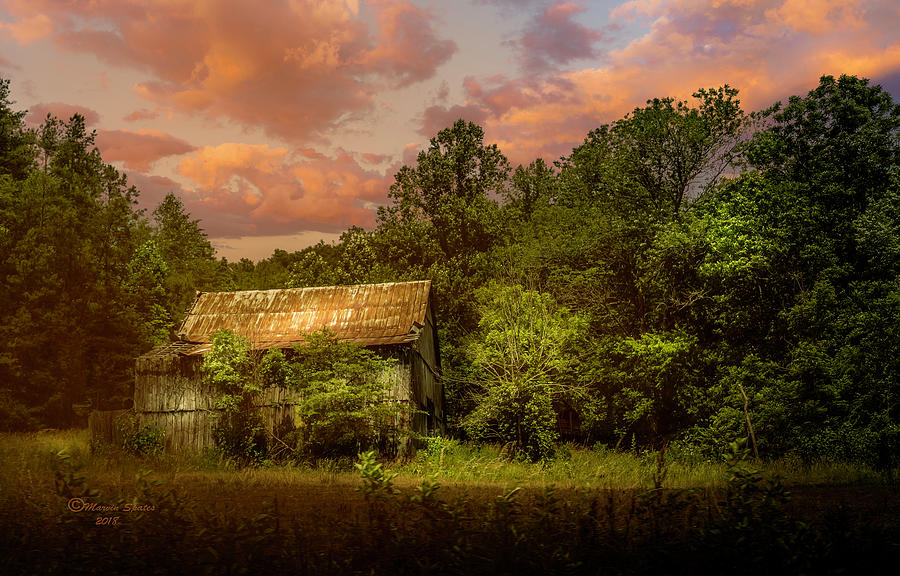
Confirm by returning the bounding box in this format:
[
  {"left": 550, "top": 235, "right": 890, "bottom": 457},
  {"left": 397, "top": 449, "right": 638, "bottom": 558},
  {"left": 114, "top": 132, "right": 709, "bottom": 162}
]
[
  {"left": 25, "top": 102, "right": 100, "bottom": 127},
  {"left": 127, "top": 172, "right": 188, "bottom": 211},
  {"left": 173, "top": 143, "right": 393, "bottom": 237},
  {"left": 0, "top": 55, "right": 21, "bottom": 70},
  {"left": 123, "top": 108, "right": 158, "bottom": 122},
  {"left": 95, "top": 129, "right": 196, "bottom": 171},
  {"left": 2, "top": 0, "right": 456, "bottom": 142},
  {"left": 357, "top": 0, "right": 457, "bottom": 87},
  {"left": 421, "top": 104, "right": 490, "bottom": 138},
  {"left": 361, "top": 152, "right": 391, "bottom": 165},
  {"left": 508, "top": 2, "right": 604, "bottom": 73}
]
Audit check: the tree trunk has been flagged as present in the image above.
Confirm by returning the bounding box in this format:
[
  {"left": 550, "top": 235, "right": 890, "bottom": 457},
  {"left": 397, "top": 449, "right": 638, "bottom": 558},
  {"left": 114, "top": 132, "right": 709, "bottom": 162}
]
[{"left": 738, "top": 382, "right": 759, "bottom": 459}]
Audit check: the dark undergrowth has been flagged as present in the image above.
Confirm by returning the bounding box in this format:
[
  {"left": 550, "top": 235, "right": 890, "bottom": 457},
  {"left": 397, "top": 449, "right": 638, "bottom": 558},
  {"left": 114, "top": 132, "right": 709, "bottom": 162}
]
[{"left": 2, "top": 448, "right": 899, "bottom": 576}]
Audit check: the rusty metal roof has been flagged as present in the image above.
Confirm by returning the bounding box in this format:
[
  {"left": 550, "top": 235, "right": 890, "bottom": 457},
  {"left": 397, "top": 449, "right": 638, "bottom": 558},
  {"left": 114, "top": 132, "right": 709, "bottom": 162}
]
[{"left": 175, "top": 280, "right": 431, "bottom": 355}]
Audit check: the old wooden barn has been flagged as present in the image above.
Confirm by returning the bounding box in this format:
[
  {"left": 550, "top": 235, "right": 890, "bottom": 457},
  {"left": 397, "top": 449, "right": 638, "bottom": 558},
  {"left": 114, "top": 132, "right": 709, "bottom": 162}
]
[{"left": 90, "top": 280, "right": 443, "bottom": 452}]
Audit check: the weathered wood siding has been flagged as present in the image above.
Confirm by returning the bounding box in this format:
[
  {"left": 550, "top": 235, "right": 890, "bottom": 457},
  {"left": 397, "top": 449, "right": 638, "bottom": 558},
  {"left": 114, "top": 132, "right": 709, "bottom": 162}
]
[
  {"left": 93, "top": 346, "right": 421, "bottom": 452},
  {"left": 88, "top": 409, "right": 128, "bottom": 446},
  {"left": 413, "top": 303, "right": 443, "bottom": 434},
  {"left": 88, "top": 350, "right": 302, "bottom": 452}
]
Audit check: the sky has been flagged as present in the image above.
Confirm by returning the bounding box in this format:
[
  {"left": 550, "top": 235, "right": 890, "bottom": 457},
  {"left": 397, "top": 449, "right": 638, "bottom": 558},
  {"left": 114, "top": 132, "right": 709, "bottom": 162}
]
[{"left": 1, "top": 0, "right": 899, "bottom": 262}]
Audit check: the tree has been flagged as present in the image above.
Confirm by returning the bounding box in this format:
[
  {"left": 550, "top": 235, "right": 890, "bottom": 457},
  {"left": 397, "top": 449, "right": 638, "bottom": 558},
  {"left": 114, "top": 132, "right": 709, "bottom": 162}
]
[
  {"left": 505, "top": 158, "right": 555, "bottom": 223},
  {"left": 556, "top": 86, "right": 747, "bottom": 219},
  {"left": 0, "top": 108, "right": 147, "bottom": 426},
  {"left": 375, "top": 119, "right": 509, "bottom": 339},
  {"left": 285, "top": 227, "right": 382, "bottom": 288},
  {"left": 692, "top": 75, "right": 900, "bottom": 463},
  {"left": 126, "top": 240, "right": 173, "bottom": 347},
  {"left": 378, "top": 119, "right": 509, "bottom": 261},
  {"left": 0, "top": 77, "right": 35, "bottom": 180},
  {"left": 286, "top": 329, "right": 406, "bottom": 459},
  {"left": 151, "top": 193, "right": 219, "bottom": 325},
  {"left": 462, "top": 284, "right": 586, "bottom": 461}
]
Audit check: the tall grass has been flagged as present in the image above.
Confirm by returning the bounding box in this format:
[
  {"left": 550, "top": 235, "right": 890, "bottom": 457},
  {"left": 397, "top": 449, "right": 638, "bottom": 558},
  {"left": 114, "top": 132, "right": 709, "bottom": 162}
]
[
  {"left": 2, "top": 430, "right": 898, "bottom": 575},
  {"left": 1, "top": 430, "right": 891, "bottom": 495}
]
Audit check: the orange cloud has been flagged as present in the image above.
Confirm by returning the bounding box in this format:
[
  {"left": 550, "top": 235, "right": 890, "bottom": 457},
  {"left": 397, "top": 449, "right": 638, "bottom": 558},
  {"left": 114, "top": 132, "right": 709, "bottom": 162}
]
[
  {"left": 2, "top": 0, "right": 456, "bottom": 142},
  {"left": 95, "top": 129, "right": 196, "bottom": 172},
  {"left": 0, "top": 12, "right": 52, "bottom": 44},
  {"left": 173, "top": 143, "right": 394, "bottom": 237},
  {"left": 765, "top": 0, "right": 866, "bottom": 36}
]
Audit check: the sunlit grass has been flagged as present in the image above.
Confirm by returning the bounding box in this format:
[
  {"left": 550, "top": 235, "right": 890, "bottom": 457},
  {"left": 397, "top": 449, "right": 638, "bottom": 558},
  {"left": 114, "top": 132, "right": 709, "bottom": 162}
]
[{"left": 1, "top": 430, "right": 894, "bottom": 499}]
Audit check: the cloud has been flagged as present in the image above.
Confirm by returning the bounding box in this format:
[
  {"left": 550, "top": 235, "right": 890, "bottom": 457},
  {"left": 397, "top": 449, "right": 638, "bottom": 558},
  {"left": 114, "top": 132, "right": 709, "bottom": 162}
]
[
  {"left": 509, "top": 2, "right": 604, "bottom": 74},
  {"left": 765, "top": 0, "right": 865, "bottom": 36},
  {"left": 0, "top": 12, "right": 53, "bottom": 44},
  {"left": 357, "top": 0, "right": 457, "bottom": 87},
  {"left": 127, "top": 172, "right": 188, "bottom": 212},
  {"left": 421, "top": 103, "right": 490, "bottom": 138},
  {"left": 123, "top": 108, "right": 159, "bottom": 122},
  {"left": 95, "top": 129, "right": 196, "bottom": 171},
  {"left": 25, "top": 102, "right": 100, "bottom": 127},
  {"left": 172, "top": 143, "right": 394, "bottom": 237},
  {"left": 2, "top": 0, "right": 456, "bottom": 142},
  {"left": 435, "top": 0, "right": 900, "bottom": 166},
  {"left": 0, "top": 55, "right": 21, "bottom": 70}
]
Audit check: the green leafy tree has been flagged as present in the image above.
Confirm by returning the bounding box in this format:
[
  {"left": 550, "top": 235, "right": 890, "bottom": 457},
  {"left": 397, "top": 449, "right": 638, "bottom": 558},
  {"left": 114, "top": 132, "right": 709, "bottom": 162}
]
[
  {"left": 375, "top": 119, "right": 509, "bottom": 338},
  {"left": 151, "top": 193, "right": 220, "bottom": 324},
  {"left": 505, "top": 158, "right": 555, "bottom": 223},
  {"left": 463, "top": 284, "right": 586, "bottom": 461},
  {"left": 556, "top": 86, "right": 747, "bottom": 219},
  {"left": 693, "top": 75, "right": 900, "bottom": 463},
  {"left": 286, "top": 329, "right": 406, "bottom": 459}
]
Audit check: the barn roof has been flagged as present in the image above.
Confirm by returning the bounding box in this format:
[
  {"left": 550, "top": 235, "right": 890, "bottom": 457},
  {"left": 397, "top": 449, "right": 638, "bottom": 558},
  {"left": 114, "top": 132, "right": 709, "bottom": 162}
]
[{"left": 174, "top": 280, "right": 432, "bottom": 355}]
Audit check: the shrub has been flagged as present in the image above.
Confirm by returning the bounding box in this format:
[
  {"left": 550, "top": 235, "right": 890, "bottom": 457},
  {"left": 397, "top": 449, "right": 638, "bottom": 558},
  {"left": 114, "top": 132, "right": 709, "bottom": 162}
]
[{"left": 116, "top": 412, "right": 166, "bottom": 456}]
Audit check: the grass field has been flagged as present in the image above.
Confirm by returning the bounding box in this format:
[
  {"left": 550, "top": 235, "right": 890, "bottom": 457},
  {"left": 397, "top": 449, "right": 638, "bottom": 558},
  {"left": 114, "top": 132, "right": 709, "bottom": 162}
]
[{"left": 2, "top": 430, "right": 899, "bottom": 575}]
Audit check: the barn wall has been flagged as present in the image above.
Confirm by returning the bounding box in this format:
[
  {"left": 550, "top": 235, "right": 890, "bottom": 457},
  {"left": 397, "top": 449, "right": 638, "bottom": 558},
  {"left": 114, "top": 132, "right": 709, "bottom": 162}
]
[
  {"left": 111, "top": 351, "right": 301, "bottom": 452},
  {"left": 412, "top": 303, "right": 443, "bottom": 434},
  {"left": 93, "top": 334, "right": 440, "bottom": 453}
]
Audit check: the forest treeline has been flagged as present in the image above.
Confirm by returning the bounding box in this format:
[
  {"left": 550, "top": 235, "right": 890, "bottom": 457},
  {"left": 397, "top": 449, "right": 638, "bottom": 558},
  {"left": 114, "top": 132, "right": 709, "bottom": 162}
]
[{"left": 1, "top": 75, "right": 898, "bottom": 467}]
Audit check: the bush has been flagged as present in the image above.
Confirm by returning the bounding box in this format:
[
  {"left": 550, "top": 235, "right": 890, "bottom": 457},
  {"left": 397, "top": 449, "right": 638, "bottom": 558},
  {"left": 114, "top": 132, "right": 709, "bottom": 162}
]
[
  {"left": 116, "top": 412, "right": 166, "bottom": 456},
  {"left": 287, "top": 329, "right": 408, "bottom": 460}
]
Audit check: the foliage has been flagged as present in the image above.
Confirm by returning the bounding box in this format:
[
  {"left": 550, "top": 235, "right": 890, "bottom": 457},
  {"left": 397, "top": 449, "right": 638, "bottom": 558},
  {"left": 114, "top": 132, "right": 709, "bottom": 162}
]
[
  {"left": 555, "top": 85, "right": 747, "bottom": 218},
  {"left": 689, "top": 75, "right": 900, "bottom": 464},
  {"left": 151, "top": 192, "right": 222, "bottom": 325},
  {"left": 0, "top": 76, "right": 226, "bottom": 429},
  {"left": 463, "top": 284, "right": 586, "bottom": 461},
  {"left": 286, "top": 329, "right": 407, "bottom": 459},
  {"left": 1, "top": 69, "right": 898, "bottom": 471},
  {"left": 125, "top": 240, "right": 173, "bottom": 346},
  {"left": 355, "top": 450, "right": 399, "bottom": 498},
  {"left": 375, "top": 119, "right": 508, "bottom": 341},
  {"left": 116, "top": 412, "right": 166, "bottom": 456},
  {"left": 201, "top": 329, "right": 287, "bottom": 464}
]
